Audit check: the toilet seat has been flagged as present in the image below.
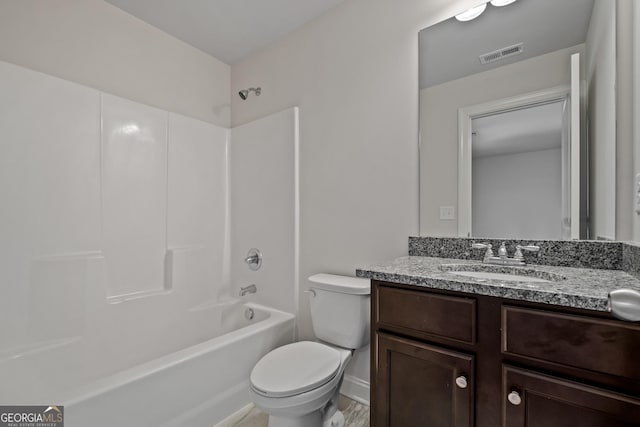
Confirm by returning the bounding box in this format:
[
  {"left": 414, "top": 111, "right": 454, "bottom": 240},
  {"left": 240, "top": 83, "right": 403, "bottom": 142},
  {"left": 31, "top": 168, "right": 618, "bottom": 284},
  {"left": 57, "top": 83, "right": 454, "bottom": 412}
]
[{"left": 250, "top": 341, "right": 341, "bottom": 398}]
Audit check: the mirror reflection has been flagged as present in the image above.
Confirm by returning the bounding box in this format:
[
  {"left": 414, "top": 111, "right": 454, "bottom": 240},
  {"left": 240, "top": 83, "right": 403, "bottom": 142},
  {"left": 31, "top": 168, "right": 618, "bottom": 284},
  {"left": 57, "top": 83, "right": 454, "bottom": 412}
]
[
  {"left": 471, "top": 100, "right": 569, "bottom": 240},
  {"left": 419, "top": 0, "right": 616, "bottom": 240}
]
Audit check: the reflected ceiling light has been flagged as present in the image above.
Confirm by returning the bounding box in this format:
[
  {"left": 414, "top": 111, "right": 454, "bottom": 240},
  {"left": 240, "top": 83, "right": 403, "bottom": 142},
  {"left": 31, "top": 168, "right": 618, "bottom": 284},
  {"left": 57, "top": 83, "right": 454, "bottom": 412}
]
[
  {"left": 455, "top": 3, "right": 487, "bottom": 22},
  {"left": 490, "top": 0, "right": 518, "bottom": 6}
]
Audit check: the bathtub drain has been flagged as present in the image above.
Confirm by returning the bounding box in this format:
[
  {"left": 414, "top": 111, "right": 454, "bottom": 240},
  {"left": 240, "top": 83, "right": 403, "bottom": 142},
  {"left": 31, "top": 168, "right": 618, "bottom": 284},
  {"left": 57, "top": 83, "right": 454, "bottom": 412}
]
[{"left": 245, "top": 308, "right": 255, "bottom": 320}]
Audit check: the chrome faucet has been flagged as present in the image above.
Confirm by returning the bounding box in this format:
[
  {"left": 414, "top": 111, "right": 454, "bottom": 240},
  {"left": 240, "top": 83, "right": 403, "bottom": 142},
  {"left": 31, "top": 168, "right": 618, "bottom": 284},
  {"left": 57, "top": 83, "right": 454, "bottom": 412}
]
[
  {"left": 245, "top": 254, "right": 259, "bottom": 264},
  {"left": 471, "top": 242, "right": 494, "bottom": 263},
  {"left": 239, "top": 284, "right": 257, "bottom": 296},
  {"left": 497, "top": 242, "right": 508, "bottom": 259},
  {"left": 513, "top": 244, "right": 541, "bottom": 261},
  {"left": 244, "top": 248, "right": 262, "bottom": 270},
  {"left": 472, "top": 242, "right": 539, "bottom": 266}
]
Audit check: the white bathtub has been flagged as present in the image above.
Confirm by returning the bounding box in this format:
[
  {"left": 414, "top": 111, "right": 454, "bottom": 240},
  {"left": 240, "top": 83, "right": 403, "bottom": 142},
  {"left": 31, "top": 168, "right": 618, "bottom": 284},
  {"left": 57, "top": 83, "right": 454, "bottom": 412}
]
[{"left": 62, "top": 303, "right": 294, "bottom": 427}]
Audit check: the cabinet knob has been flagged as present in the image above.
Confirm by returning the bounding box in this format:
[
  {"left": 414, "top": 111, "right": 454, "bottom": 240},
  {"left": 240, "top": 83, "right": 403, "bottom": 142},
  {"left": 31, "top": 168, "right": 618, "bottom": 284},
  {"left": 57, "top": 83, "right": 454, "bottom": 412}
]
[
  {"left": 455, "top": 376, "right": 468, "bottom": 389},
  {"left": 508, "top": 391, "right": 522, "bottom": 406}
]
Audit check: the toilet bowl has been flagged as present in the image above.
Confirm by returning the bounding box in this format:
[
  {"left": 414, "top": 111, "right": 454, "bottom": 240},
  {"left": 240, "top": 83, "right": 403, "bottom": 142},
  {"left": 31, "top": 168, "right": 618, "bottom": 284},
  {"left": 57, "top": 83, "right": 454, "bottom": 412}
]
[
  {"left": 249, "top": 274, "right": 370, "bottom": 427},
  {"left": 250, "top": 341, "right": 351, "bottom": 426}
]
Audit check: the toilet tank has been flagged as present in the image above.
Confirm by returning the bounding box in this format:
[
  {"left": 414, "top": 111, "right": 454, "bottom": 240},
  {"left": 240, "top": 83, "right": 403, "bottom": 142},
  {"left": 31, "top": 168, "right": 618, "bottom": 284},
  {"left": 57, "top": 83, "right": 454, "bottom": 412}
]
[{"left": 308, "top": 274, "right": 371, "bottom": 349}]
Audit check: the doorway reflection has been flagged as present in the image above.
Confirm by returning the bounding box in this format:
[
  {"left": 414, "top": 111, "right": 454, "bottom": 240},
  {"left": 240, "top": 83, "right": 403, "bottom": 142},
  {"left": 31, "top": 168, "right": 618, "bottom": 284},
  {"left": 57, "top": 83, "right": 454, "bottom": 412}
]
[{"left": 471, "top": 99, "right": 569, "bottom": 239}]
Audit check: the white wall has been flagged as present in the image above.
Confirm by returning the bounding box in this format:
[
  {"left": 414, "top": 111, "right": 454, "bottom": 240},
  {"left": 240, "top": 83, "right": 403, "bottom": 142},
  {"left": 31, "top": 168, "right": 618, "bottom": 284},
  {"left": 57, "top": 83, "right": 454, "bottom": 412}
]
[
  {"left": 616, "top": 0, "right": 638, "bottom": 241},
  {"left": 472, "top": 148, "right": 562, "bottom": 239},
  {"left": 420, "top": 44, "right": 584, "bottom": 237},
  {"left": 634, "top": 1, "right": 640, "bottom": 241},
  {"left": 0, "top": 0, "right": 230, "bottom": 127},
  {"left": 230, "top": 108, "right": 299, "bottom": 315},
  {"left": 585, "top": 0, "right": 617, "bottom": 240},
  {"left": 231, "top": 0, "right": 490, "bottom": 403},
  {"left": 0, "top": 60, "right": 230, "bottom": 403}
]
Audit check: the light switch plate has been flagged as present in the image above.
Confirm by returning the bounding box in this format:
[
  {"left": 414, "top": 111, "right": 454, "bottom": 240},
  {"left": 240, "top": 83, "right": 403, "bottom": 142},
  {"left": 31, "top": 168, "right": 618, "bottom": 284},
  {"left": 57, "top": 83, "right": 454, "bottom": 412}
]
[{"left": 440, "top": 206, "right": 455, "bottom": 220}]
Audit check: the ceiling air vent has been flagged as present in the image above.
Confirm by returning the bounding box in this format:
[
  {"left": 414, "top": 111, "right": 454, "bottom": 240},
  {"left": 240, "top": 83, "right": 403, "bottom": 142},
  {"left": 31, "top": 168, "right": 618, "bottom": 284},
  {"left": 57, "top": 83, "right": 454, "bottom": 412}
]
[{"left": 479, "top": 42, "right": 524, "bottom": 65}]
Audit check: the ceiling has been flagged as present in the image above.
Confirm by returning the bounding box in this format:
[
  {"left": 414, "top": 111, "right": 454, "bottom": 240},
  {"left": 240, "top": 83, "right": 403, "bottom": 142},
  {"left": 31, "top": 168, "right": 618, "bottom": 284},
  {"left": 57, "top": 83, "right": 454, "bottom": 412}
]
[
  {"left": 472, "top": 100, "right": 565, "bottom": 158},
  {"left": 104, "top": 0, "right": 346, "bottom": 64},
  {"left": 419, "top": 0, "right": 595, "bottom": 89}
]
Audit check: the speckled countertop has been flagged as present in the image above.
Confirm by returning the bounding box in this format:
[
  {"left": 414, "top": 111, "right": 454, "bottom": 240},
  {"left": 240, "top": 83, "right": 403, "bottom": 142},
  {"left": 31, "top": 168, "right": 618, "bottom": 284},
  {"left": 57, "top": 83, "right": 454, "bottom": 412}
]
[{"left": 356, "top": 256, "right": 640, "bottom": 312}]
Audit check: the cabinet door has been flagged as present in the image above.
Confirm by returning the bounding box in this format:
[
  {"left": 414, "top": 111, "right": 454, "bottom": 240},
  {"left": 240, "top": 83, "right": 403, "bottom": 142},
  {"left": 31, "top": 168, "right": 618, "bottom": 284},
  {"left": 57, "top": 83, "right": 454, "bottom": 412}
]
[
  {"left": 374, "top": 332, "right": 474, "bottom": 427},
  {"left": 503, "top": 366, "right": 640, "bottom": 427}
]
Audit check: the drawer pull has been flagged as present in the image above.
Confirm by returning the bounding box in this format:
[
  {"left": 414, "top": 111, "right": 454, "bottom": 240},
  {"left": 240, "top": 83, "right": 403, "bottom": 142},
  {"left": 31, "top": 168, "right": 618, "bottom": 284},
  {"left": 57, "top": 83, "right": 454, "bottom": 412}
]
[
  {"left": 508, "top": 391, "right": 522, "bottom": 406},
  {"left": 455, "top": 376, "right": 468, "bottom": 389},
  {"left": 608, "top": 289, "right": 640, "bottom": 322}
]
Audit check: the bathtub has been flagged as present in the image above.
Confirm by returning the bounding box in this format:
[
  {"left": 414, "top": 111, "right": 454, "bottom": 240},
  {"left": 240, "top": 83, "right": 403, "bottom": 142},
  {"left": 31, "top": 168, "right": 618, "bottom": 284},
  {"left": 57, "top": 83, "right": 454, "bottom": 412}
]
[{"left": 62, "top": 303, "right": 294, "bottom": 427}]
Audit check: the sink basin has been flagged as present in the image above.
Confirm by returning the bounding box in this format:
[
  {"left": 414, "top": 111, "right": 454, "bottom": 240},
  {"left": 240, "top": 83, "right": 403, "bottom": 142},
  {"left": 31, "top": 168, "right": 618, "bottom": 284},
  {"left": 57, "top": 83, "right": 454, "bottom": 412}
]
[
  {"left": 446, "top": 271, "right": 551, "bottom": 283},
  {"left": 438, "top": 263, "right": 565, "bottom": 283}
]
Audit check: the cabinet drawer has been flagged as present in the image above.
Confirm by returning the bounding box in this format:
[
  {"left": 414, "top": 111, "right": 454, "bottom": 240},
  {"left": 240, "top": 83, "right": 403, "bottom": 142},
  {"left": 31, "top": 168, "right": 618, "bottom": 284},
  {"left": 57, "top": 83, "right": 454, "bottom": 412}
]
[
  {"left": 376, "top": 285, "right": 476, "bottom": 344},
  {"left": 502, "top": 305, "right": 640, "bottom": 380}
]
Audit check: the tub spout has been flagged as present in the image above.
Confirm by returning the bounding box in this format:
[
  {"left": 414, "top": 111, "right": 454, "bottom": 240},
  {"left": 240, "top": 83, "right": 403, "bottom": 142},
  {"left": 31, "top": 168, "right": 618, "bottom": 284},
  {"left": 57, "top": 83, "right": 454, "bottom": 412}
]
[{"left": 239, "top": 284, "right": 257, "bottom": 297}]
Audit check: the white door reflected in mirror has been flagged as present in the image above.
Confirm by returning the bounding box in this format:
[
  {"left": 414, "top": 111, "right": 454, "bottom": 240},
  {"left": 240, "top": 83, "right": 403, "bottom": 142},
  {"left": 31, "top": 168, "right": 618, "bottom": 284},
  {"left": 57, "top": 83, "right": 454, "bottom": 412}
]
[{"left": 470, "top": 100, "right": 566, "bottom": 240}]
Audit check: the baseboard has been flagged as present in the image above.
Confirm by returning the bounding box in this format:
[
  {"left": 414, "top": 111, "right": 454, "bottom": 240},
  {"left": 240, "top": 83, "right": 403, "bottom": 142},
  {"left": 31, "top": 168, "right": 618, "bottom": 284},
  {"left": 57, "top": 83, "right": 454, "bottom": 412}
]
[{"left": 340, "top": 374, "right": 370, "bottom": 406}]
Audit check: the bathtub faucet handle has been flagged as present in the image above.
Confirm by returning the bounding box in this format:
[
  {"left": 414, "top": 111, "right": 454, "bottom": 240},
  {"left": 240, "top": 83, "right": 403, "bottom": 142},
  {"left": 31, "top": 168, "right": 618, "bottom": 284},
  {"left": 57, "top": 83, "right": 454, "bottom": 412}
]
[
  {"left": 239, "top": 284, "right": 257, "bottom": 297},
  {"left": 244, "top": 248, "right": 262, "bottom": 270}
]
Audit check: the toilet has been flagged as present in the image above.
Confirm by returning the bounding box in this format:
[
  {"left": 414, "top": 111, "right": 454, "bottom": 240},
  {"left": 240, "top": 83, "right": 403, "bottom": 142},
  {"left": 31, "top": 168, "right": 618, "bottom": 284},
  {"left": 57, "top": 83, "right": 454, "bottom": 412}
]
[{"left": 250, "top": 273, "right": 370, "bottom": 427}]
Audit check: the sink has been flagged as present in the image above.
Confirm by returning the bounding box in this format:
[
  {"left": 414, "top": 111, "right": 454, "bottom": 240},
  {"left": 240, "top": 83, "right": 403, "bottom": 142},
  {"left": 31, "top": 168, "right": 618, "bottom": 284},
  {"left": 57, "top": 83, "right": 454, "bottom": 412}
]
[{"left": 438, "top": 264, "right": 565, "bottom": 283}]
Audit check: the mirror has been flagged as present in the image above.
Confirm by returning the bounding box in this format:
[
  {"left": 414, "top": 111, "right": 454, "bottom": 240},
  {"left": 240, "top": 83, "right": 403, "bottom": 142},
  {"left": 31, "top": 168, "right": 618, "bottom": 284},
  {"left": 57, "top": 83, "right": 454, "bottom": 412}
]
[{"left": 419, "top": 0, "right": 617, "bottom": 240}]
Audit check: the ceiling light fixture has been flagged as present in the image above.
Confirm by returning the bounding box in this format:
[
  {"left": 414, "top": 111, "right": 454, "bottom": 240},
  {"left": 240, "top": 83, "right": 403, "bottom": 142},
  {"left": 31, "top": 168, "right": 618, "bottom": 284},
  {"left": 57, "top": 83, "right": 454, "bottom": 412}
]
[
  {"left": 455, "top": 3, "right": 487, "bottom": 22},
  {"left": 455, "top": 0, "right": 518, "bottom": 22},
  {"left": 490, "top": 0, "right": 518, "bottom": 6}
]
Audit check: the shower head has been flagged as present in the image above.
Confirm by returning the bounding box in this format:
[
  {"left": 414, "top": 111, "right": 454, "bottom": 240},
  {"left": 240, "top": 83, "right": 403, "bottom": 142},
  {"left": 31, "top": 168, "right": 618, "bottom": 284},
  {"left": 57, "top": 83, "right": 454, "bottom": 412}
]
[{"left": 238, "top": 87, "right": 261, "bottom": 100}]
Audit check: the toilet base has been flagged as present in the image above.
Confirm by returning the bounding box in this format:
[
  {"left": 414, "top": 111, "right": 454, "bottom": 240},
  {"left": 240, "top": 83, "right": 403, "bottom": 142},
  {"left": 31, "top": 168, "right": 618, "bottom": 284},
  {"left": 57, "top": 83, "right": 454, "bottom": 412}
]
[
  {"left": 268, "top": 411, "right": 321, "bottom": 427},
  {"left": 323, "top": 410, "right": 345, "bottom": 427},
  {"left": 267, "top": 409, "right": 344, "bottom": 427}
]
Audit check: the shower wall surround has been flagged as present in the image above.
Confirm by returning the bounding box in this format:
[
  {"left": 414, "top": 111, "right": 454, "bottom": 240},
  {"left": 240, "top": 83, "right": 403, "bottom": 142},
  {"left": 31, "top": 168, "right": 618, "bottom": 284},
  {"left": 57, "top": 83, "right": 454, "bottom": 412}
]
[
  {"left": 231, "top": 109, "right": 299, "bottom": 315},
  {"left": 0, "top": 59, "right": 298, "bottom": 404},
  {"left": 100, "top": 94, "right": 229, "bottom": 300}
]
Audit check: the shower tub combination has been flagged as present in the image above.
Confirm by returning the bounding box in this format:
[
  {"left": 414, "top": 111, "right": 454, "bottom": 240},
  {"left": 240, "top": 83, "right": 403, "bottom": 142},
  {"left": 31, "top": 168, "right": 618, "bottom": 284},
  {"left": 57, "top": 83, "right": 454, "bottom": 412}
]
[
  {"left": 58, "top": 303, "right": 294, "bottom": 427},
  {"left": 0, "top": 58, "right": 300, "bottom": 427}
]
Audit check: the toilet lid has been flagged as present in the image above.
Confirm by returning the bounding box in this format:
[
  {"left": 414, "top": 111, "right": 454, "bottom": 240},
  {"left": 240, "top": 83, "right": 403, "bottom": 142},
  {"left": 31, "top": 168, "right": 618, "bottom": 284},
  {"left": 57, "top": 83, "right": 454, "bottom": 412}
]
[{"left": 250, "top": 341, "right": 342, "bottom": 397}]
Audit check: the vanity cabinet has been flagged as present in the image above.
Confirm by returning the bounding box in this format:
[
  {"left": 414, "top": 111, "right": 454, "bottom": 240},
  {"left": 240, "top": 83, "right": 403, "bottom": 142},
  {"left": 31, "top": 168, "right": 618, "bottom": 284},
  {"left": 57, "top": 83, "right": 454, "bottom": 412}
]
[{"left": 371, "top": 280, "right": 640, "bottom": 427}]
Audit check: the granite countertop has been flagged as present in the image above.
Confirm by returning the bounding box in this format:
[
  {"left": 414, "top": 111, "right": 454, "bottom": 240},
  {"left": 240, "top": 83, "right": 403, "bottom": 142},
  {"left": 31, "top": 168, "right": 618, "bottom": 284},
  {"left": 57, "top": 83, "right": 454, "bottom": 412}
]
[{"left": 356, "top": 256, "right": 640, "bottom": 312}]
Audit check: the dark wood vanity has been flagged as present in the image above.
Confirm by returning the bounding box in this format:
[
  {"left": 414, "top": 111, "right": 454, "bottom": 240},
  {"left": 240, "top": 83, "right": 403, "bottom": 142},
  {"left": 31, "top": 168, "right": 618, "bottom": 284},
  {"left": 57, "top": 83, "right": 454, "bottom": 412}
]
[{"left": 370, "top": 280, "right": 640, "bottom": 427}]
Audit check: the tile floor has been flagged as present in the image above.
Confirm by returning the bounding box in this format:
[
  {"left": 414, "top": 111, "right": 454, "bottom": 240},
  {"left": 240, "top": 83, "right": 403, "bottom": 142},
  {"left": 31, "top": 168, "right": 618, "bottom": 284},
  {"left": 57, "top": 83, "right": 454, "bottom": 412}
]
[{"left": 230, "top": 395, "right": 369, "bottom": 427}]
